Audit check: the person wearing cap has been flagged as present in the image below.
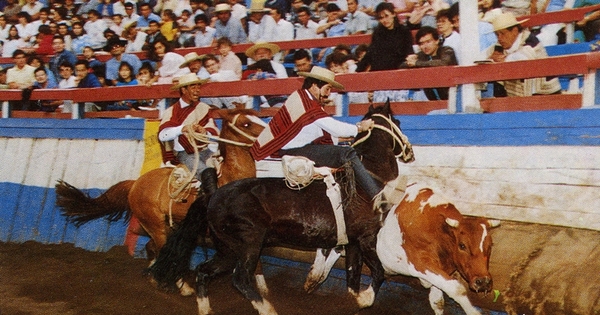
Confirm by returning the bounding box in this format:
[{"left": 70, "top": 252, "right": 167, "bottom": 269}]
[
  {"left": 213, "top": 3, "right": 248, "bottom": 45},
  {"left": 247, "top": 0, "right": 277, "bottom": 43},
  {"left": 245, "top": 41, "right": 287, "bottom": 78},
  {"left": 105, "top": 36, "right": 142, "bottom": 85},
  {"left": 489, "top": 12, "right": 561, "bottom": 97},
  {"left": 250, "top": 66, "right": 389, "bottom": 211},
  {"left": 158, "top": 73, "right": 220, "bottom": 189}
]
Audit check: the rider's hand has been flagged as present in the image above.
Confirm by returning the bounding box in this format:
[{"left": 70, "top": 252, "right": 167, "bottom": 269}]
[{"left": 356, "top": 119, "right": 374, "bottom": 132}]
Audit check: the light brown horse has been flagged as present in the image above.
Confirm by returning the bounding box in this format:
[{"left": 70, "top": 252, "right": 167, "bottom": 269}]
[{"left": 56, "top": 108, "right": 266, "bottom": 262}]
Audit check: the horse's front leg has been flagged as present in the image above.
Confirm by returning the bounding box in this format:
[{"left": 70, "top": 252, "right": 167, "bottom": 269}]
[
  {"left": 195, "top": 253, "right": 237, "bottom": 315},
  {"left": 345, "top": 243, "right": 374, "bottom": 308},
  {"left": 232, "top": 252, "right": 277, "bottom": 315},
  {"left": 353, "top": 230, "right": 386, "bottom": 309}
]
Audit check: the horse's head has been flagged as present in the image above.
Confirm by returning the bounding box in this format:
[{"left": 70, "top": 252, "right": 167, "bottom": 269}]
[
  {"left": 217, "top": 108, "right": 266, "bottom": 146},
  {"left": 358, "top": 100, "right": 415, "bottom": 164}
]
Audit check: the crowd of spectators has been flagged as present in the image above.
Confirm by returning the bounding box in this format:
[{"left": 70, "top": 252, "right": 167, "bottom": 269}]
[{"left": 0, "top": 0, "right": 597, "bottom": 112}]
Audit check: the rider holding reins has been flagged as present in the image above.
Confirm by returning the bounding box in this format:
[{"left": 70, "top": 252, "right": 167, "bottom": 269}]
[
  {"left": 158, "top": 73, "right": 220, "bottom": 195},
  {"left": 250, "top": 66, "right": 390, "bottom": 212}
]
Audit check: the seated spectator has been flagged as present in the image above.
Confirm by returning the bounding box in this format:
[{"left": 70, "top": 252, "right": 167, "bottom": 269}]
[
  {"left": 215, "top": 37, "right": 242, "bottom": 79},
  {"left": 49, "top": 35, "right": 78, "bottom": 78},
  {"left": 401, "top": 26, "right": 457, "bottom": 100},
  {"left": 32, "top": 66, "right": 62, "bottom": 111},
  {"left": 96, "top": 0, "right": 114, "bottom": 21},
  {"left": 408, "top": 0, "right": 449, "bottom": 28},
  {"left": 245, "top": 41, "right": 288, "bottom": 78},
  {"left": 148, "top": 37, "right": 189, "bottom": 84},
  {"left": 29, "top": 8, "right": 52, "bottom": 34},
  {"left": 75, "top": 59, "right": 102, "bottom": 88},
  {"left": 104, "top": 36, "right": 142, "bottom": 85},
  {"left": 7, "top": 49, "right": 36, "bottom": 110},
  {"left": 56, "top": 61, "right": 78, "bottom": 114},
  {"left": 436, "top": 9, "right": 461, "bottom": 64},
  {"left": 28, "top": 55, "right": 58, "bottom": 87},
  {"left": 177, "top": 9, "right": 195, "bottom": 47},
  {"left": 160, "top": 9, "right": 179, "bottom": 46},
  {"left": 135, "top": 61, "right": 160, "bottom": 109},
  {"left": 56, "top": 23, "right": 72, "bottom": 51},
  {"left": 109, "top": 61, "right": 139, "bottom": 110},
  {"left": 123, "top": 21, "right": 147, "bottom": 52},
  {"left": 70, "top": 21, "right": 93, "bottom": 54},
  {"left": 247, "top": 0, "right": 277, "bottom": 43},
  {"left": 478, "top": 0, "right": 503, "bottom": 23},
  {"left": 574, "top": 0, "right": 600, "bottom": 42},
  {"left": 77, "top": 0, "right": 100, "bottom": 17},
  {"left": 110, "top": 13, "right": 125, "bottom": 35},
  {"left": 325, "top": 51, "right": 369, "bottom": 104},
  {"left": 121, "top": 2, "right": 139, "bottom": 27},
  {"left": 15, "top": 12, "right": 36, "bottom": 43},
  {"left": 344, "top": 0, "right": 373, "bottom": 35},
  {"left": 354, "top": 43, "right": 368, "bottom": 61},
  {"left": 489, "top": 12, "right": 562, "bottom": 97},
  {"left": 180, "top": 51, "right": 204, "bottom": 76},
  {"left": 137, "top": 3, "right": 161, "bottom": 28},
  {"left": 317, "top": 3, "right": 346, "bottom": 37},
  {"left": 82, "top": 45, "right": 104, "bottom": 70},
  {"left": 0, "top": 13, "right": 10, "bottom": 40},
  {"left": 0, "top": 66, "right": 7, "bottom": 89},
  {"left": 4, "top": 0, "right": 21, "bottom": 25},
  {"left": 244, "top": 58, "right": 287, "bottom": 107},
  {"left": 193, "top": 13, "right": 215, "bottom": 47},
  {"left": 84, "top": 9, "right": 108, "bottom": 50},
  {"left": 26, "top": 25, "right": 54, "bottom": 56},
  {"left": 21, "top": 0, "right": 43, "bottom": 21},
  {"left": 201, "top": 53, "right": 245, "bottom": 109},
  {"left": 294, "top": 6, "right": 321, "bottom": 40},
  {"left": 144, "top": 20, "right": 165, "bottom": 51},
  {"left": 291, "top": 48, "right": 314, "bottom": 76},
  {"left": 2, "top": 25, "right": 29, "bottom": 57},
  {"left": 213, "top": 3, "right": 248, "bottom": 44},
  {"left": 447, "top": 2, "right": 497, "bottom": 60}
]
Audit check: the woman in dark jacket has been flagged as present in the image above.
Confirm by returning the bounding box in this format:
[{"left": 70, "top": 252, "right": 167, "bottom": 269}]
[{"left": 356, "top": 2, "right": 413, "bottom": 72}]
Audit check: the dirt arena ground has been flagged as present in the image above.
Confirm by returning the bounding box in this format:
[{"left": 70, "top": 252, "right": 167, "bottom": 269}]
[{"left": 0, "top": 241, "right": 465, "bottom": 315}]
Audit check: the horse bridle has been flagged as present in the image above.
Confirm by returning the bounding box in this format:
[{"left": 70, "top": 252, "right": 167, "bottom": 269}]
[
  {"left": 187, "top": 114, "right": 258, "bottom": 148},
  {"left": 352, "top": 113, "right": 412, "bottom": 161}
]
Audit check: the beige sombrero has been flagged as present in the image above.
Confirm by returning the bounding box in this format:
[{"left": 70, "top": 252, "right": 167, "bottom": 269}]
[
  {"left": 179, "top": 52, "right": 206, "bottom": 68},
  {"left": 247, "top": 0, "right": 271, "bottom": 13},
  {"left": 245, "top": 42, "right": 281, "bottom": 58},
  {"left": 491, "top": 12, "right": 529, "bottom": 32},
  {"left": 214, "top": 3, "right": 232, "bottom": 12},
  {"left": 171, "top": 73, "right": 208, "bottom": 90},
  {"left": 298, "top": 66, "right": 344, "bottom": 90}
]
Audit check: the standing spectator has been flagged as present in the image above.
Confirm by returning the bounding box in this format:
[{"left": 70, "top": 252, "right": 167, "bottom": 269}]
[
  {"left": 137, "top": 3, "right": 161, "bottom": 28},
  {"left": 159, "top": 9, "right": 178, "bottom": 46},
  {"left": 84, "top": 10, "right": 108, "bottom": 50},
  {"left": 294, "top": 6, "right": 320, "bottom": 40},
  {"left": 193, "top": 13, "right": 215, "bottom": 47},
  {"left": 121, "top": 2, "right": 139, "bottom": 27},
  {"left": 247, "top": 0, "right": 277, "bottom": 43},
  {"left": 7, "top": 49, "right": 35, "bottom": 90},
  {"left": 401, "top": 26, "right": 457, "bottom": 100},
  {"left": 213, "top": 3, "right": 247, "bottom": 44},
  {"left": 4, "top": 0, "right": 22, "bottom": 24},
  {"left": 357, "top": 2, "right": 412, "bottom": 72},
  {"left": 270, "top": 6, "right": 294, "bottom": 62},
  {"left": 344, "top": 0, "right": 372, "bottom": 35},
  {"left": 245, "top": 41, "right": 287, "bottom": 78},
  {"left": 123, "top": 21, "right": 147, "bottom": 52},
  {"left": 49, "top": 35, "right": 78, "bottom": 80},
  {"left": 77, "top": 0, "right": 100, "bottom": 17},
  {"left": 2, "top": 25, "right": 30, "bottom": 57},
  {"left": 489, "top": 12, "right": 561, "bottom": 96},
  {"left": 70, "top": 21, "right": 93, "bottom": 54},
  {"left": 104, "top": 36, "right": 141, "bottom": 85},
  {"left": 21, "top": 0, "right": 44, "bottom": 21},
  {"left": 436, "top": 8, "right": 460, "bottom": 64},
  {"left": 215, "top": 36, "right": 242, "bottom": 79}
]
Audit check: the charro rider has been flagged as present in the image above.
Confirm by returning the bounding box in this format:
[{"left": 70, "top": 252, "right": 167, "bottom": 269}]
[
  {"left": 158, "top": 73, "right": 219, "bottom": 194},
  {"left": 249, "top": 66, "right": 390, "bottom": 212}
]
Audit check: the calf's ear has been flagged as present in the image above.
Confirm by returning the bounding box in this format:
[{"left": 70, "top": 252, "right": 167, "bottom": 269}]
[
  {"left": 488, "top": 219, "right": 501, "bottom": 228},
  {"left": 445, "top": 217, "right": 459, "bottom": 228}
]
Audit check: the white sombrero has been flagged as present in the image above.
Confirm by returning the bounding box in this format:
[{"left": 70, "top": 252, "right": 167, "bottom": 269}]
[
  {"left": 491, "top": 12, "right": 529, "bottom": 32},
  {"left": 298, "top": 66, "right": 344, "bottom": 90},
  {"left": 245, "top": 42, "right": 281, "bottom": 58},
  {"left": 171, "top": 73, "right": 208, "bottom": 90},
  {"left": 214, "top": 3, "right": 232, "bottom": 12},
  {"left": 179, "top": 52, "right": 206, "bottom": 68}
]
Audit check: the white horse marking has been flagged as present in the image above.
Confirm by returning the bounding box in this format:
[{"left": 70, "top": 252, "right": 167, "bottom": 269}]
[
  {"left": 251, "top": 299, "right": 278, "bottom": 315},
  {"left": 256, "top": 274, "right": 269, "bottom": 296},
  {"left": 197, "top": 296, "right": 212, "bottom": 315},
  {"left": 348, "top": 285, "right": 375, "bottom": 308},
  {"left": 304, "top": 248, "right": 341, "bottom": 293}
]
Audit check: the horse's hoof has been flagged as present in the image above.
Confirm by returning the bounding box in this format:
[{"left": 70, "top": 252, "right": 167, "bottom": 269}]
[
  {"left": 348, "top": 286, "right": 375, "bottom": 308},
  {"left": 177, "top": 279, "right": 195, "bottom": 296}
]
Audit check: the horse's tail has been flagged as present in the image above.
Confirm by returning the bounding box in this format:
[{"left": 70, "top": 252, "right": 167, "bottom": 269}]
[
  {"left": 147, "top": 195, "right": 209, "bottom": 291},
  {"left": 55, "top": 179, "right": 134, "bottom": 226}
]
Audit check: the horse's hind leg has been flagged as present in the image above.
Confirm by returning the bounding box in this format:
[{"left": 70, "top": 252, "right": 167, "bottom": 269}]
[
  {"left": 232, "top": 250, "right": 277, "bottom": 315},
  {"left": 195, "top": 253, "right": 237, "bottom": 315}
]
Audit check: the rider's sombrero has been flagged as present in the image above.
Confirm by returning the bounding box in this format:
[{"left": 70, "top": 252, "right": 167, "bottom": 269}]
[
  {"left": 171, "top": 73, "right": 208, "bottom": 90},
  {"left": 490, "top": 12, "right": 529, "bottom": 32},
  {"left": 244, "top": 42, "right": 280, "bottom": 58},
  {"left": 297, "top": 66, "right": 344, "bottom": 90},
  {"left": 179, "top": 52, "right": 205, "bottom": 68}
]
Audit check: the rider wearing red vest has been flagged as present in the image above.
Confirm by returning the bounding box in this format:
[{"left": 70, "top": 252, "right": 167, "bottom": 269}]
[{"left": 250, "top": 66, "right": 389, "bottom": 211}]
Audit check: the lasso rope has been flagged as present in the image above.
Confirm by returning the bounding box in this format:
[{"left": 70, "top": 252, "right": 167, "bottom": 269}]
[{"left": 352, "top": 113, "right": 410, "bottom": 160}]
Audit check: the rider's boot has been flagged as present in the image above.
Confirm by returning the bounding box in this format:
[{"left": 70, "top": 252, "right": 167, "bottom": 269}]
[{"left": 200, "top": 167, "right": 218, "bottom": 196}]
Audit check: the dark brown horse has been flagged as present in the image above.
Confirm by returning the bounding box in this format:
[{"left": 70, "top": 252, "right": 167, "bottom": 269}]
[
  {"left": 56, "top": 109, "right": 266, "bottom": 262},
  {"left": 149, "top": 102, "right": 415, "bottom": 314}
]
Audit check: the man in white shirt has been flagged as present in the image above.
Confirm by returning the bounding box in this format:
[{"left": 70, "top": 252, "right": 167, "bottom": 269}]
[
  {"left": 344, "top": 0, "right": 373, "bottom": 35},
  {"left": 21, "top": 0, "right": 44, "bottom": 21},
  {"left": 193, "top": 13, "right": 215, "bottom": 47},
  {"left": 247, "top": 1, "right": 277, "bottom": 43},
  {"left": 270, "top": 6, "right": 294, "bottom": 62},
  {"left": 84, "top": 10, "right": 108, "bottom": 50},
  {"left": 121, "top": 2, "right": 140, "bottom": 27},
  {"left": 294, "top": 6, "right": 321, "bottom": 40}
]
